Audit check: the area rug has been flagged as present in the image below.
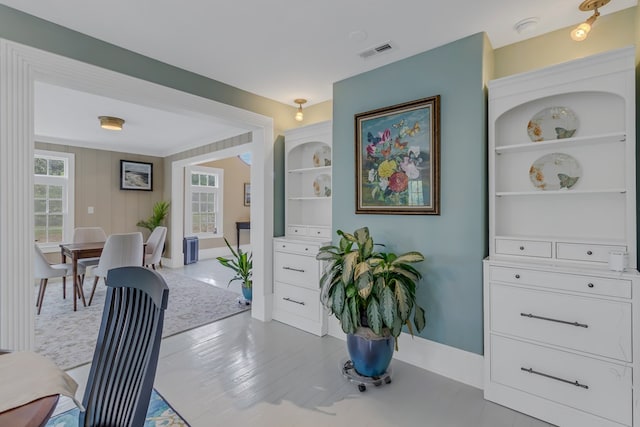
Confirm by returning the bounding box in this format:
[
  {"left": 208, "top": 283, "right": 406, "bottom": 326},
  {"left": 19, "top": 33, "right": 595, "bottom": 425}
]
[
  {"left": 45, "top": 388, "right": 190, "bottom": 426},
  {"left": 35, "top": 269, "right": 250, "bottom": 370}
]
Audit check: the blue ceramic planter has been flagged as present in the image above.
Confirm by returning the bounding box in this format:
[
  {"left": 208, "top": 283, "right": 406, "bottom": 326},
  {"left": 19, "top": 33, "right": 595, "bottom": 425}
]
[
  {"left": 347, "top": 330, "right": 394, "bottom": 377},
  {"left": 241, "top": 286, "right": 252, "bottom": 301}
]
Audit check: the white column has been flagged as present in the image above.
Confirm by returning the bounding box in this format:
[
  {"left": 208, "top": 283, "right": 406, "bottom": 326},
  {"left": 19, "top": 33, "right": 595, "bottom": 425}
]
[{"left": 0, "top": 39, "right": 36, "bottom": 350}]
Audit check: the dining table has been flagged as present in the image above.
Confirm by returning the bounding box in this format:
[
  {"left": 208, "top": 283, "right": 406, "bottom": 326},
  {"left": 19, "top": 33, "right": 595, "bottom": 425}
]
[{"left": 59, "top": 241, "right": 104, "bottom": 311}]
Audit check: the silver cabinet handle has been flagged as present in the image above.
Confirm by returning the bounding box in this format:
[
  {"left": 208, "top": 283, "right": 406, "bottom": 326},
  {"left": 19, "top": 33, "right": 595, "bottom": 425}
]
[
  {"left": 520, "top": 312, "right": 588, "bottom": 328},
  {"left": 283, "top": 297, "right": 305, "bottom": 306},
  {"left": 521, "top": 367, "right": 588, "bottom": 389},
  {"left": 283, "top": 266, "right": 305, "bottom": 273}
]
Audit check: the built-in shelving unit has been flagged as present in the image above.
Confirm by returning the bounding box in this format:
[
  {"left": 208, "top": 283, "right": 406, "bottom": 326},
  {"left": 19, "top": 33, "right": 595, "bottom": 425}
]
[
  {"left": 483, "top": 47, "right": 639, "bottom": 427},
  {"left": 272, "top": 120, "right": 332, "bottom": 336}
]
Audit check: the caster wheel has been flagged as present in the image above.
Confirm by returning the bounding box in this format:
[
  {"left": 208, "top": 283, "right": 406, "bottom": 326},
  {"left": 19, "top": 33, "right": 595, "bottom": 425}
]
[
  {"left": 385, "top": 377, "right": 392, "bottom": 384},
  {"left": 373, "top": 379, "right": 382, "bottom": 387},
  {"left": 358, "top": 384, "right": 366, "bottom": 392}
]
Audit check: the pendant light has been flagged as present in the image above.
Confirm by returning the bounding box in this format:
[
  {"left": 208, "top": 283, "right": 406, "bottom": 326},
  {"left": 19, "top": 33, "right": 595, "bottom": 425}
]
[
  {"left": 294, "top": 99, "right": 307, "bottom": 122},
  {"left": 570, "top": 0, "right": 610, "bottom": 41}
]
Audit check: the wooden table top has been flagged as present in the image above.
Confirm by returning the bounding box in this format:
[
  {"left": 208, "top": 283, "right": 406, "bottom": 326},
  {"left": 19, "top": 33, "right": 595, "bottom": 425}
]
[
  {"left": 0, "top": 352, "right": 60, "bottom": 427},
  {"left": 0, "top": 395, "right": 59, "bottom": 427}
]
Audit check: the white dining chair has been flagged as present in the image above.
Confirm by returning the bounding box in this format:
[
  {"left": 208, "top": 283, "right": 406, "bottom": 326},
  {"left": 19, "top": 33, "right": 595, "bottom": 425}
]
[
  {"left": 34, "top": 244, "right": 85, "bottom": 314},
  {"left": 87, "top": 232, "right": 144, "bottom": 306},
  {"left": 74, "top": 227, "right": 107, "bottom": 271},
  {"left": 144, "top": 226, "right": 167, "bottom": 270}
]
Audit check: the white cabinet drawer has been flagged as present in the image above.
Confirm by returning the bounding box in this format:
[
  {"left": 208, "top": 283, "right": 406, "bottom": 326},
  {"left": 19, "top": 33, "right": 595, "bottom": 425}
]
[
  {"left": 491, "top": 335, "right": 632, "bottom": 426},
  {"left": 274, "top": 240, "right": 319, "bottom": 256},
  {"left": 489, "top": 266, "right": 631, "bottom": 299},
  {"left": 287, "top": 226, "right": 308, "bottom": 237},
  {"left": 306, "top": 226, "right": 331, "bottom": 239},
  {"left": 490, "top": 284, "right": 631, "bottom": 361},
  {"left": 274, "top": 252, "right": 319, "bottom": 289},
  {"left": 273, "top": 282, "right": 321, "bottom": 322},
  {"left": 495, "top": 239, "right": 551, "bottom": 258},
  {"left": 556, "top": 242, "right": 627, "bottom": 263}
]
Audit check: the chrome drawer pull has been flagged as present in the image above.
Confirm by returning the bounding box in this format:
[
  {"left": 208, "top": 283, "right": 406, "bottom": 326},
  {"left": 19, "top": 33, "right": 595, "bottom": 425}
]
[
  {"left": 521, "top": 367, "right": 589, "bottom": 389},
  {"left": 283, "top": 266, "right": 305, "bottom": 273},
  {"left": 283, "top": 297, "right": 305, "bottom": 306},
  {"left": 520, "top": 312, "right": 588, "bottom": 328}
]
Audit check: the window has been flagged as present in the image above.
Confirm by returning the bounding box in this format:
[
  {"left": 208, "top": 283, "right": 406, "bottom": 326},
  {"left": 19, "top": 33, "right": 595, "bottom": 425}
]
[
  {"left": 185, "top": 166, "right": 223, "bottom": 237},
  {"left": 34, "top": 150, "right": 74, "bottom": 249}
]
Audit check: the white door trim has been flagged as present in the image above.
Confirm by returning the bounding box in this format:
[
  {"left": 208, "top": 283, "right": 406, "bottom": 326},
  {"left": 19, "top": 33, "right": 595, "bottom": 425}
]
[{"left": 0, "top": 38, "right": 274, "bottom": 349}]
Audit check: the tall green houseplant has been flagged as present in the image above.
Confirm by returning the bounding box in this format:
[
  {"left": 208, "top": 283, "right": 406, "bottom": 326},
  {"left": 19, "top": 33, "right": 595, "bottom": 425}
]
[
  {"left": 217, "top": 237, "right": 253, "bottom": 302},
  {"left": 317, "top": 226, "right": 426, "bottom": 342},
  {"left": 137, "top": 200, "right": 170, "bottom": 232}
]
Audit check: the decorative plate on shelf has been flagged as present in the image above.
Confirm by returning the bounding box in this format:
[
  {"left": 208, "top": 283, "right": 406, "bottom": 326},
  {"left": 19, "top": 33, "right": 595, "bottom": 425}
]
[
  {"left": 526, "top": 106, "right": 578, "bottom": 142},
  {"left": 529, "top": 153, "right": 581, "bottom": 191},
  {"left": 313, "top": 174, "right": 331, "bottom": 197},
  {"left": 312, "top": 145, "right": 331, "bottom": 167}
]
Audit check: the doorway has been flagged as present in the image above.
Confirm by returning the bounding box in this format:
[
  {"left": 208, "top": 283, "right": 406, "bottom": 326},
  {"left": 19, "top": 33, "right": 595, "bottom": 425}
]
[{"left": 0, "top": 39, "right": 274, "bottom": 350}]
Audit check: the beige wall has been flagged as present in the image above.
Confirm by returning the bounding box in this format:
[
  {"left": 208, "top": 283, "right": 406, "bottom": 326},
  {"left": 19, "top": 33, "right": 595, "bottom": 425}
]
[
  {"left": 494, "top": 7, "right": 637, "bottom": 79},
  {"left": 197, "top": 156, "right": 250, "bottom": 250},
  {"left": 36, "top": 141, "right": 165, "bottom": 240}
]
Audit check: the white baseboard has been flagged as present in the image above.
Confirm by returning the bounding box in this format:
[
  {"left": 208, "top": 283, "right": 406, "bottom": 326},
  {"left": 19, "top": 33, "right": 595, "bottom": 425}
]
[
  {"left": 198, "top": 244, "right": 251, "bottom": 260},
  {"left": 160, "top": 244, "right": 251, "bottom": 268},
  {"left": 327, "top": 319, "right": 483, "bottom": 390}
]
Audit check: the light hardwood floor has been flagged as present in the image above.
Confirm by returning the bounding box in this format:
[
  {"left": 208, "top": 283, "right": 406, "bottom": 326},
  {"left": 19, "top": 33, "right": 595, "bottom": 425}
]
[{"left": 55, "top": 261, "right": 553, "bottom": 427}]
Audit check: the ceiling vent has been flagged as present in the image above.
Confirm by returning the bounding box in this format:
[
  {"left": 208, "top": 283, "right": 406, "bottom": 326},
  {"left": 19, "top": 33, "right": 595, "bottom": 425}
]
[{"left": 358, "top": 41, "right": 395, "bottom": 59}]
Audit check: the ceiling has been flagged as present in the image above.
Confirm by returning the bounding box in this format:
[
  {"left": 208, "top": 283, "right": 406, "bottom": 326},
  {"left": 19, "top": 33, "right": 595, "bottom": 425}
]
[{"left": 3, "top": 0, "right": 637, "bottom": 156}]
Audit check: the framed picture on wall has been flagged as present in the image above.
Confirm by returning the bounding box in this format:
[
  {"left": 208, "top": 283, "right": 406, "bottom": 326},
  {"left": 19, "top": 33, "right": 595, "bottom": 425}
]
[
  {"left": 244, "top": 183, "right": 251, "bottom": 206},
  {"left": 355, "top": 96, "right": 440, "bottom": 215},
  {"left": 120, "top": 160, "right": 153, "bottom": 191}
]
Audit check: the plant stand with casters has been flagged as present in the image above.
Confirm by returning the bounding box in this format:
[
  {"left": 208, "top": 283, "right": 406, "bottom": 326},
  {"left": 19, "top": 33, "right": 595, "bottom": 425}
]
[{"left": 341, "top": 359, "right": 392, "bottom": 392}]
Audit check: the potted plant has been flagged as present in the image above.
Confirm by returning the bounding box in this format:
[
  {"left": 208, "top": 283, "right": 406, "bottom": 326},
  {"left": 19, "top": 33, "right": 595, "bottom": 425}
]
[
  {"left": 137, "top": 200, "right": 170, "bottom": 232},
  {"left": 216, "top": 237, "right": 253, "bottom": 302},
  {"left": 316, "top": 226, "right": 425, "bottom": 377}
]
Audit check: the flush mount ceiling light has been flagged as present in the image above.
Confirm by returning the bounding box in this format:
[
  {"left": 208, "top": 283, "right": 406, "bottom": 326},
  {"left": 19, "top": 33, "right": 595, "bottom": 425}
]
[
  {"left": 570, "top": 0, "right": 610, "bottom": 41},
  {"left": 294, "top": 99, "right": 307, "bottom": 122},
  {"left": 98, "top": 115, "right": 125, "bottom": 131}
]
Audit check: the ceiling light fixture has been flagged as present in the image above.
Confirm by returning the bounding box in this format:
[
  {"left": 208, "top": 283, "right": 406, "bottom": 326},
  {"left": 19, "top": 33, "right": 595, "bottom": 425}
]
[
  {"left": 570, "top": 0, "right": 610, "bottom": 42},
  {"left": 294, "top": 99, "right": 307, "bottom": 122},
  {"left": 98, "top": 115, "right": 125, "bottom": 131}
]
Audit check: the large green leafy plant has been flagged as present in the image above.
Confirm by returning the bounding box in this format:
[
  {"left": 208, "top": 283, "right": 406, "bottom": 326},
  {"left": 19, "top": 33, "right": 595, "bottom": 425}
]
[
  {"left": 217, "top": 237, "right": 253, "bottom": 289},
  {"left": 136, "top": 200, "right": 170, "bottom": 232},
  {"left": 316, "top": 227, "right": 425, "bottom": 343}
]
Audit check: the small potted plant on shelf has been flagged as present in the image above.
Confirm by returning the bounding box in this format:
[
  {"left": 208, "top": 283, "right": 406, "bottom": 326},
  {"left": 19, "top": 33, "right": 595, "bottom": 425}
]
[
  {"left": 217, "top": 237, "right": 253, "bottom": 302},
  {"left": 316, "top": 226, "right": 425, "bottom": 378}
]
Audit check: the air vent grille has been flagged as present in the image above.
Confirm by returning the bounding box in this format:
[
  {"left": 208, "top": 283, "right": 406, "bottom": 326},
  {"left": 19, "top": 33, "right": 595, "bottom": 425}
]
[{"left": 358, "top": 41, "right": 395, "bottom": 59}]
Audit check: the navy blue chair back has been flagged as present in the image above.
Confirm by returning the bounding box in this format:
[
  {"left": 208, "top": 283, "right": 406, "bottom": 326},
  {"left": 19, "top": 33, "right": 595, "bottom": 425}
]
[{"left": 79, "top": 266, "right": 169, "bottom": 427}]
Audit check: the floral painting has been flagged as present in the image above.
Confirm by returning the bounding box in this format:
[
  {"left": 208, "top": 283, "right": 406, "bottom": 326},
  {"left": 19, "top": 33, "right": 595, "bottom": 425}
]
[{"left": 355, "top": 96, "right": 440, "bottom": 214}]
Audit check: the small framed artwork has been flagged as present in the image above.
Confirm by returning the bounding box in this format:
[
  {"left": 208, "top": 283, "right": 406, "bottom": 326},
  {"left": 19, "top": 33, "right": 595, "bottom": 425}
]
[
  {"left": 243, "top": 183, "right": 251, "bottom": 206},
  {"left": 120, "top": 160, "right": 153, "bottom": 191},
  {"left": 355, "top": 95, "right": 440, "bottom": 215}
]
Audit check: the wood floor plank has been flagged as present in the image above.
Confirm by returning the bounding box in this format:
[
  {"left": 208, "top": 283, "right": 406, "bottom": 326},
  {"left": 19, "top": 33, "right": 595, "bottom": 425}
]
[{"left": 52, "top": 261, "right": 552, "bottom": 426}]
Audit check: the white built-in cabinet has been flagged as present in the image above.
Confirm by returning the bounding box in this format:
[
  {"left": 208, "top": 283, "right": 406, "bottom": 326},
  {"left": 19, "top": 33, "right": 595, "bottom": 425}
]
[
  {"left": 483, "top": 47, "right": 639, "bottom": 427},
  {"left": 272, "top": 121, "right": 332, "bottom": 336}
]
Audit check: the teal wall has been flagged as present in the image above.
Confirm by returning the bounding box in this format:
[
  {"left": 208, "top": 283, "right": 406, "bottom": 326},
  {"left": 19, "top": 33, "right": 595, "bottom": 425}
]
[{"left": 332, "top": 33, "right": 488, "bottom": 354}]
